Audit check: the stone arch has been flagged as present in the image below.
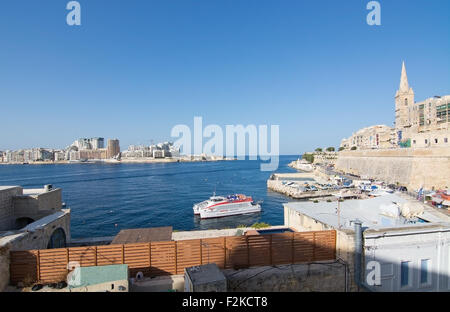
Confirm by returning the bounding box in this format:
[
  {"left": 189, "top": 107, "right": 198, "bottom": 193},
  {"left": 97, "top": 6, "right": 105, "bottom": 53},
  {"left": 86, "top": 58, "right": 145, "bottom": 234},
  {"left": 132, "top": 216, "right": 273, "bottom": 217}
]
[
  {"left": 47, "top": 228, "right": 67, "bottom": 249},
  {"left": 15, "top": 217, "right": 35, "bottom": 229}
]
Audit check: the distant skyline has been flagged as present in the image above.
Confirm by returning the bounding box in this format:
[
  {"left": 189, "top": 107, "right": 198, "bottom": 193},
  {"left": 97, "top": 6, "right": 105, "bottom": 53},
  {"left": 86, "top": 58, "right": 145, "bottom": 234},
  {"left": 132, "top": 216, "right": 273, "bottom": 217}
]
[{"left": 1, "top": 0, "right": 449, "bottom": 154}]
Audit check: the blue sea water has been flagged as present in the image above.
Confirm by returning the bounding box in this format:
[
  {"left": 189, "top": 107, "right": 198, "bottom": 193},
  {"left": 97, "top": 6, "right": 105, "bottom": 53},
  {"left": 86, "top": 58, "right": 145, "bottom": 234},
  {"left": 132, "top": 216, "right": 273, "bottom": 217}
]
[{"left": 0, "top": 155, "right": 300, "bottom": 238}]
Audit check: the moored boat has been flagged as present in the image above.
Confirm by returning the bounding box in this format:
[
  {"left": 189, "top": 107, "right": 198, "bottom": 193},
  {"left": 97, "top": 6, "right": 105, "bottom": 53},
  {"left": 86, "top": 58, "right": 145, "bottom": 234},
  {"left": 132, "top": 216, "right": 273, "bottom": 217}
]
[{"left": 193, "top": 194, "right": 262, "bottom": 219}]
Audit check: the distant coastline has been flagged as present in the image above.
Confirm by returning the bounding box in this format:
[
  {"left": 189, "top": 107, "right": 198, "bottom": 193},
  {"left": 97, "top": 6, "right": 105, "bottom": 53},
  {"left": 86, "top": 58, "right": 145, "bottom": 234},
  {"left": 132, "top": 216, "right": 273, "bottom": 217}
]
[{"left": 0, "top": 157, "right": 236, "bottom": 165}]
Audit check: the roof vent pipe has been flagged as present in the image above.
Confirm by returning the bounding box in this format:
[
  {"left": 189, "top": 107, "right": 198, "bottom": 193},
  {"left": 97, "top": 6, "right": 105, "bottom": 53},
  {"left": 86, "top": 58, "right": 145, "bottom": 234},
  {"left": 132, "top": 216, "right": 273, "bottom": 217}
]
[
  {"left": 44, "top": 184, "right": 53, "bottom": 192},
  {"left": 354, "top": 219, "right": 363, "bottom": 287}
]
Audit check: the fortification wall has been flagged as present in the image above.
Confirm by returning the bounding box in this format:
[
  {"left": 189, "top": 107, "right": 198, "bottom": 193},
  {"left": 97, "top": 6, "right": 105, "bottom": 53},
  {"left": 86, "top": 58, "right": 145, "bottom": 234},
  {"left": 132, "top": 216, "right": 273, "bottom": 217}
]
[{"left": 335, "top": 147, "right": 450, "bottom": 190}]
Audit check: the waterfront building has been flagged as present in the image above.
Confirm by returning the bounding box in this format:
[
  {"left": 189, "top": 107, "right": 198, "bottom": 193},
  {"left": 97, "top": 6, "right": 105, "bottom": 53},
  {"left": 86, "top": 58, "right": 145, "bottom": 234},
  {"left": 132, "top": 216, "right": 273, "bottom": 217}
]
[
  {"left": 340, "top": 125, "right": 396, "bottom": 150},
  {"left": 54, "top": 150, "right": 66, "bottom": 161},
  {"left": 284, "top": 193, "right": 450, "bottom": 292},
  {"left": 153, "top": 149, "right": 164, "bottom": 158},
  {"left": 341, "top": 62, "right": 450, "bottom": 150},
  {"left": 79, "top": 149, "right": 107, "bottom": 160},
  {"left": 122, "top": 142, "right": 180, "bottom": 159},
  {"left": 90, "top": 137, "right": 105, "bottom": 150},
  {"left": 107, "top": 139, "right": 121, "bottom": 159},
  {"left": 5, "top": 150, "right": 25, "bottom": 163},
  {"left": 71, "top": 137, "right": 105, "bottom": 150}
]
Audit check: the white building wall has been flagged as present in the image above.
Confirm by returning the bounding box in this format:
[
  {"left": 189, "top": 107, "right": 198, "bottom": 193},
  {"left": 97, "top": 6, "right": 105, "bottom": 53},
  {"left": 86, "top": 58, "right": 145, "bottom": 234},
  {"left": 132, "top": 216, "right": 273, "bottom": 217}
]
[{"left": 363, "top": 229, "right": 450, "bottom": 292}]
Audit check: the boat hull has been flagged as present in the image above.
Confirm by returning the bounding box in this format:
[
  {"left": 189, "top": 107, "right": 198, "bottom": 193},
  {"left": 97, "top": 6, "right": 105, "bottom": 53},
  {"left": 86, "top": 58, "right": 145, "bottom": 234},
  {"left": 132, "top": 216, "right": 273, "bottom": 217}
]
[{"left": 199, "top": 203, "right": 261, "bottom": 219}]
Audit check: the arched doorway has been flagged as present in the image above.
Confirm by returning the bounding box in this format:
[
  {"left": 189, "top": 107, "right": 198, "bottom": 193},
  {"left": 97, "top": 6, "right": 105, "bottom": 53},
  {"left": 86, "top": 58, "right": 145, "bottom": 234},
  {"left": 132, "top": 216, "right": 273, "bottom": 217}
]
[
  {"left": 47, "top": 228, "right": 66, "bottom": 249},
  {"left": 15, "top": 217, "right": 35, "bottom": 229}
]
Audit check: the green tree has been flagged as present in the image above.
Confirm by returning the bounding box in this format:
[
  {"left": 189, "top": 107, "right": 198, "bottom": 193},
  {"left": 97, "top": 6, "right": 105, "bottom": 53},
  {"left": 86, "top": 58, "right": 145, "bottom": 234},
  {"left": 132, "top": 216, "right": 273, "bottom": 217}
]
[
  {"left": 351, "top": 146, "right": 357, "bottom": 150},
  {"left": 302, "top": 153, "right": 314, "bottom": 163},
  {"left": 315, "top": 148, "right": 322, "bottom": 152},
  {"left": 326, "top": 147, "right": 335, "bottom": 152},
  {"left": 338, "top": 147, "right": 345, "bottom": 151}
]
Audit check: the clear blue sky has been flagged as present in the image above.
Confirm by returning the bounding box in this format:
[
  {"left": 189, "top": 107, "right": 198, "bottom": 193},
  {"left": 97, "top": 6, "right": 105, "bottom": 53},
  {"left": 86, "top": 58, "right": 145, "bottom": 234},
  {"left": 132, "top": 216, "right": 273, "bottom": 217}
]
[{"left": 1, "top": 0, "right": 449, "bottom": 154}]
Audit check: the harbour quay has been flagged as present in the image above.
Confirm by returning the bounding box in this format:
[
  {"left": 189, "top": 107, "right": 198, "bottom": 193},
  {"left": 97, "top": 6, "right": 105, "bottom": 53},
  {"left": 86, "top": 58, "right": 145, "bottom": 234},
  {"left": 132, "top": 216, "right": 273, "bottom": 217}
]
[{"left": 267, "top": 172, "right": 357, "bottom": 200}]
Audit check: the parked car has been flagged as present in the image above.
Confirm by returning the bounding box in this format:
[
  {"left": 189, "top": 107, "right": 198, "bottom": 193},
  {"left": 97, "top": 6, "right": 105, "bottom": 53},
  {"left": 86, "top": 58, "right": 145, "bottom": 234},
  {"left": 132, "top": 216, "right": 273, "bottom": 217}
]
[{"left": 387, "top": 184, "right": 397, "bottom": 190}]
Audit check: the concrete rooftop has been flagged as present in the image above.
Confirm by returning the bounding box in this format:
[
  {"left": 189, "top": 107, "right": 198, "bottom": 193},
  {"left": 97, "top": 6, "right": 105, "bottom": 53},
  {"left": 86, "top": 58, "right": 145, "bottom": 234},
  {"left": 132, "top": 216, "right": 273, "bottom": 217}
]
[{"left": 284, "top": 193, "right": 450, "bottom": 231}]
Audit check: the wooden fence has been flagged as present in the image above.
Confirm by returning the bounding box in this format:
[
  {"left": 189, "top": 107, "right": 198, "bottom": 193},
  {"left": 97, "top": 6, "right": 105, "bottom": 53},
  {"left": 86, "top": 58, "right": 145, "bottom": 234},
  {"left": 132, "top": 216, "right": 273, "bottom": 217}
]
[{"left": 10, "top": 230, "right": 336, "bottom": 285}]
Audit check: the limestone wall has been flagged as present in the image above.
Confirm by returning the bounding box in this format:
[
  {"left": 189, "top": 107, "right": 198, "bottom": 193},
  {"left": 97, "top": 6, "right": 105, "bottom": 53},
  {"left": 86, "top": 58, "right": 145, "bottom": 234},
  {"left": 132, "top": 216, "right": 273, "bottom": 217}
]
[
  {"left": 224, "top": 262, "right": 347, "bottom": 292},
  {"left": 335, "top": 147, "right": 450, "bottom": 190},
  {"left": 0, "top": 243, "right": 10, "bottom": 292},
  {"left": 7, "top": 210, "right": 71, "bottom": 251},
  {"left": 284, "top": 205, "right": 359, "bottom": 292},
  {"left": 14, "top": 188, "right": 62, "bottom": 222},
  {"left": 0, "top": 187, "right": 22, "bottom": 231}
]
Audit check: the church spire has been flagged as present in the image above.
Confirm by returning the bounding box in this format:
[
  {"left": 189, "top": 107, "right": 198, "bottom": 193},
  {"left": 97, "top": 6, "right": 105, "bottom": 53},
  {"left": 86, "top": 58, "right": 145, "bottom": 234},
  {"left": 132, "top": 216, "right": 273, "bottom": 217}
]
[{"left": 399, "top": 61, "right": 409, "bottom": 93}]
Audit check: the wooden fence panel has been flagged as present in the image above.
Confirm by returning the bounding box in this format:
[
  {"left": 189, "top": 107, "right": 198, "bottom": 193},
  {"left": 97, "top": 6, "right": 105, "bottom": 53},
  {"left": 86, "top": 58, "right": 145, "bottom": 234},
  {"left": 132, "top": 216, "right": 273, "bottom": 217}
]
[
  {"left": 9, "top": 250, "right": 38, "bottom": 285},
  {"left": 248, "top": 235, "right": 271, "bottom": 267},
  {"left": 9, "top": 230, "right": 337, "bottom": 285},
  {"left": 313, "top": 231, "right": 336, "bottom": 261},
  {"left": 124, "top": 243, "right": 151, "bottom": 277},
  {"left": 176, "top": 239, "right": 202, "bottom": 274},
  {"left": 271, "top": 233, "right": 294, "bottom": 265},
  {"left": 293, "top": 232, "right": 315, "bottom": 263},
  {"left": 201, "top": 237, "right": 226, "bottom": 268},
  {"left": 68, "top": 246, "right": 96, "bottom": 267},
  {"left": 150, "top": 241, "right": 176, "bottom": 276},
  {"left": 225, "top": 236, "right": 249, "bottom": 269},
  {"left": 96, "top": 245, "right": 124, "bottom": 266},
  {"left": 38, "top": 249, "right": 68, "bottom": 283}
]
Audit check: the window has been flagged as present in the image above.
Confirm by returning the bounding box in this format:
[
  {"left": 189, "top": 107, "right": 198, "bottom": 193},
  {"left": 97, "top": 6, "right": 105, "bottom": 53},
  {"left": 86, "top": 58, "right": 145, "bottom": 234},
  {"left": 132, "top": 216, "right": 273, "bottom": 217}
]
[
  {"left": 413, "top": 140, "right": 416, "bottom": 144},
  {"left": 401, "top": 261, "right": 410, "bottom": 287},
  {"left": 435, "top": 139, "right": 438, "bottom": 144},
  {"left": 420, "top": 259, "right": 430, "bottom": 285},
  {"left": 445, "top": 138, "right": 448, "bottom": 143},
  {"left": 425, "top": 139, "right": 428, "bottom": 144}
]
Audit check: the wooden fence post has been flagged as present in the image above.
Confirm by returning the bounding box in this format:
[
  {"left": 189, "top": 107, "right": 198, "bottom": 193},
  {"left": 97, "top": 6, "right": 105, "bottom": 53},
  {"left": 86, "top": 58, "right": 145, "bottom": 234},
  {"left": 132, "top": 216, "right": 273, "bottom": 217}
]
[
  {"left": 313, "top": 232, "right": 316, "bottom": 261},
  {"left": 333, "top": 230, "right": 337, "bottom": 259},
  {"left": 246, "top": 236, "right": 250, "bottom": 267},
  {"left": 36, "top": 250, "right": 40, "bottom": 282},
  {"left": 291, "top": 232, "right": 295, "bottom": 264},
  {"left": 148, "top": 242, "right": 151, "bottom": 269},
  {"left": 174, "top": 241, "right": 178, "bottom": 275},
  {"left": 223, "top": 237, "right": 227, "bottom": 269},
  {"left": 269, "top": 235, "right": 273, "bottom": 265},
  {"left": 66, "top": 248, "right": 69, "bottom": 275},
  {"left": 200, "top": 239, "right": 203, "bottom": 265}
]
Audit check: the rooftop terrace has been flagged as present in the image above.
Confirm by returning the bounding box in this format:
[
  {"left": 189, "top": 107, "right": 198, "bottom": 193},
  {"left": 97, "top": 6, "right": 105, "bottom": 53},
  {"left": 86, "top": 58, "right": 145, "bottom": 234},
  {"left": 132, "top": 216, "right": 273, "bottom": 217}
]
[{"left": 284, "top": 193, "right": 450, "bottom": 231}]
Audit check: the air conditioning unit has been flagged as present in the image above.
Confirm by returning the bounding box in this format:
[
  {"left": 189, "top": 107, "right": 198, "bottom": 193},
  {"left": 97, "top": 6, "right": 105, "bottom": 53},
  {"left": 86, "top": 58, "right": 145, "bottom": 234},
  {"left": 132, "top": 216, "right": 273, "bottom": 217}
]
[{"left": 184, "top": 263, "right": 227, "bottom": 292}]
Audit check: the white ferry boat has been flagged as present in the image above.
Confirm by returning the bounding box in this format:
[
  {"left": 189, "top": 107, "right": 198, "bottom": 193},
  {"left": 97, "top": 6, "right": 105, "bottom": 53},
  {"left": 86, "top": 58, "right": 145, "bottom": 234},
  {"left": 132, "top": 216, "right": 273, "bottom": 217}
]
[{"left": 193, "top": 194, "right": 262, "bottom": 219}]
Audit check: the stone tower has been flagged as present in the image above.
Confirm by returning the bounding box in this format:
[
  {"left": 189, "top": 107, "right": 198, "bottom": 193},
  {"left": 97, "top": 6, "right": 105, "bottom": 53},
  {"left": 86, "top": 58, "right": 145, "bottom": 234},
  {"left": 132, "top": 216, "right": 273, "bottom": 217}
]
[{"left": 395, "top": 61, "right": 415, "bottom": 131}]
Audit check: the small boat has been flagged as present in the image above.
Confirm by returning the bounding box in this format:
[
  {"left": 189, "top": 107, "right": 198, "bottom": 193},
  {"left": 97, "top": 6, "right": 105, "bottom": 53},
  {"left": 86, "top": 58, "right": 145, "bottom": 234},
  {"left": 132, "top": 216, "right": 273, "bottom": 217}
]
[{"left": 193, "top": 194, "right": 262, "bottom": 219}]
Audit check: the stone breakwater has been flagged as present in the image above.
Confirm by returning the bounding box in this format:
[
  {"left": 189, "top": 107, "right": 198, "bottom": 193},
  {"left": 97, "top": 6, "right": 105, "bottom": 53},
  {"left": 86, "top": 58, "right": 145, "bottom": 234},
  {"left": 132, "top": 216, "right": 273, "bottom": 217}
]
[
  {"left": 335, "top": 147, "right": 450, "bottom": 191},
  {"left": 267, "top": 179, "right": 347, "bottom": 199},
  {"left": 267, "top": 172, "right": 338, "bottom": 199}
]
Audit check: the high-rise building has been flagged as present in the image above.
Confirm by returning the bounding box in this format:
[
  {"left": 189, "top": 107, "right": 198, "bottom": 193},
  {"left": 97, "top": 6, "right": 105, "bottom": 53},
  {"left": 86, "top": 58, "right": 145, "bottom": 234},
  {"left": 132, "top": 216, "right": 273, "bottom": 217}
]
[
  {"left": 107, "top": 139, "right": 120, "bottom": 158},
  {"left": 90, "top": 137, "right": 105, "bottom": 150}
]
